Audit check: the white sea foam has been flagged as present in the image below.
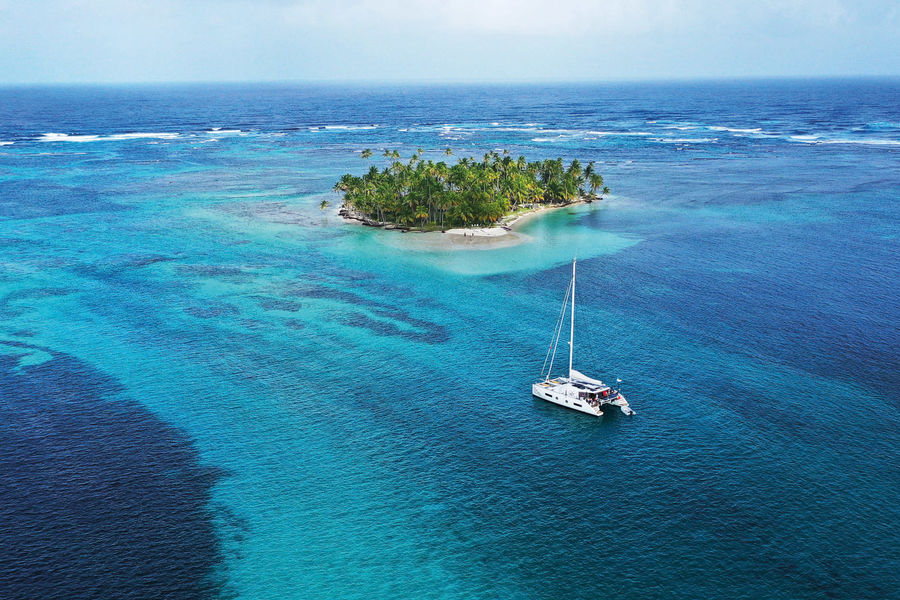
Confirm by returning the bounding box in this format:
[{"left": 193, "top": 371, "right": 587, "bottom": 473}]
[
  {"left": 651, "top": 137, "right": 717, "bottom": 143},
  {"left": 821, "top": 138, "right": 900, "bottom": 146},
  {"left": 736, "top": 132, "right": 781, "bottom": 138},
  {"left": 0, "top": 141, "right": 13, "bottom": 146},
  {"left": 416, "top": 123, "right": 558, "bottom": 135},
  {"left": 39, "top": 132, "right": 178, "bottom": 142},
  {"left": 106, "top": 132, "right": 180, "bottom": 140},
  {"left": 322, "top": 125, "right": 378, "bottom": 130},
  {"left": 201, "top": 129, "right": 244, "bottom": 138},
  {"left": 531, "top": 137, "right": 555, "bottom": 142},
  {"left": 708, "top": 126, "right": 762, "bottom": 133},
  {"left": 587, "top": 131, "right": 653, "bottom": 137},
  {"left": 39, "top": 133, "right": 101, "bottom": 142},
  {"left": 786, "top": 134, "right": 900, "bottom": 146},
  {"left": 438, "top": 127, "right": 472, "bottom": 138}
]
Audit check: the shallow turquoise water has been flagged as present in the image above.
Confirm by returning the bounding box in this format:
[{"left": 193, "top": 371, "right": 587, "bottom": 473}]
[{"left": 1, "top": 81, "right": 898, "bottom": 599}]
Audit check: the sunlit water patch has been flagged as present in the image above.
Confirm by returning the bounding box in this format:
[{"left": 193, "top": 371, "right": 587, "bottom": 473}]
[{"left": 334, "top": 203, "right": 640, "bottom": 276}]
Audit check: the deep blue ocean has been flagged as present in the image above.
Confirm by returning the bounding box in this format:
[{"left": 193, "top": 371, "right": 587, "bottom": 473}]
[{"left": 1, "top": 80, "right": 898, "bottom": 599}]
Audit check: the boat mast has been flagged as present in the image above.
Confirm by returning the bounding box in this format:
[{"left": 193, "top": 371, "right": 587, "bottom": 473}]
[{"left": 568, "top": 257, "right": 575, "bottom": 381}]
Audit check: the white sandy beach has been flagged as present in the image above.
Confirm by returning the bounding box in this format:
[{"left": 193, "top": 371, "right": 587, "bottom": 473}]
[{"left": 343, "top": 199, "right": 596, "bottom": 251}]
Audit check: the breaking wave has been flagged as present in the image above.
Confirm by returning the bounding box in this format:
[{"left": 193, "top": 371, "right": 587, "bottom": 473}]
[
  {"left": 39, "top": 132, "right": 179, "bottom": 143},
  {"left": 586, "top": 131, "right": 654, "bottom": 137},
  {"left": 789, "top": 135, "right": 900, "bottom": 146},
  {"left": 650, "top": 137, "right": 717, "bottom": 144},
  {"left": 708, "top": 126, "right": 763, "bottom": 133},
  {"left": 309, "top": 125, "right": 379, "bottom": 131}
]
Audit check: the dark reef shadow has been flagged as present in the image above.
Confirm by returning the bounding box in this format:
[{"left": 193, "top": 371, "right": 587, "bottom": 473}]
[{"left": 0, "top": 341, "right": 228, "bottom": 600}]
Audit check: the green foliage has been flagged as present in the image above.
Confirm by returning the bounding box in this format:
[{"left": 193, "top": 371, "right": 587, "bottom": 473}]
[{"left": 335, "top": 150, "right": 606, "bottom": 229}]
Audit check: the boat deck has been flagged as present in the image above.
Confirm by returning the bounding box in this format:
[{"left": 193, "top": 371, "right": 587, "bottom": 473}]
[{"left": 534, "top": 377, "right": 635, "bottom": 416}]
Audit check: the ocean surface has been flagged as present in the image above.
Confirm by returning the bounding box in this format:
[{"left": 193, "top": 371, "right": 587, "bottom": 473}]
[{"left": 0, "top": 80, "right": 898, "bottom": 599}]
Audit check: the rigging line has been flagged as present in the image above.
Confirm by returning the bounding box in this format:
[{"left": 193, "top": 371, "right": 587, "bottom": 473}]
[
  {"left": 540, "top": 279, "right": 569, "bottom": 380},
  {"left": 540, "top": 278, "right": 571, "bottom": 380},
  {"left": 545, "top": 278, "right": 572, "bottom": 381}
]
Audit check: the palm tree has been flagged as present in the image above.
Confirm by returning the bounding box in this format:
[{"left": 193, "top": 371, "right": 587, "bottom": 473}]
[
  {"left": 415, "top": 205, "right": 429, "bottom": 227},
  {"left": 320, "top": 199, "right": 329, "bottom": 210},
  {"left": 588, "top": 173, "right": 604, "bottom": 197},
  {"left": 568, "top": 159, "right": 583, "bottom": 180},
  {"left": 333, "top": 173, "right": 356, "bottom": 192},
  {"left": 444, "top": 147, "right": 453, "bottom": 156},
  {"left": 361, "top": 149, "right": 373, "bottom": 159},
  {"left": 334, "top": 150, "right": 606, "bottom": 229}
]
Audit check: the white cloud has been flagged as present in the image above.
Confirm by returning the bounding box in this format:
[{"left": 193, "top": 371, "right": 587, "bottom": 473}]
[{"left": 0, "top": 0, "right": 896, "bottom": 82}]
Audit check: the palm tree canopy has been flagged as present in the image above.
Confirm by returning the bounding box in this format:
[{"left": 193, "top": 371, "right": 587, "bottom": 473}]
[{"left": 336, "top": 151, "right": 606, "bottom": 229}]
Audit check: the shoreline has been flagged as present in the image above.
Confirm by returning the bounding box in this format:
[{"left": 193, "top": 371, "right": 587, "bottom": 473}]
[
  {"left": 340, "top": 197, "right": 597, "bottom": 239},
  {"left": 340, "top": 197, "right": 600, "bottom": 251}
]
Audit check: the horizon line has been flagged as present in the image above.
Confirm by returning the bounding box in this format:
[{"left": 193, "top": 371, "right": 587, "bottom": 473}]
[{"left": 2, "top": 74, "right": 899, "bottom": 88}]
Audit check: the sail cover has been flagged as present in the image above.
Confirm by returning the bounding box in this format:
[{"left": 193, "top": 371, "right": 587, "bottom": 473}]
[{"left": 570, "top": 369, "right": 605, "bottom": 386}]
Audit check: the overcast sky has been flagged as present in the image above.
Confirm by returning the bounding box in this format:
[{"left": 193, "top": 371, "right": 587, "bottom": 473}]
[{"left": 1, "top": 0, "right": 898, "bottom": 84}]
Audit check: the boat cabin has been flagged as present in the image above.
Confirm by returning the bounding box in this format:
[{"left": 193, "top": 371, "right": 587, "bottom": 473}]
[{"left": 570, "top": 379, "right": 614, "bottom": 404}]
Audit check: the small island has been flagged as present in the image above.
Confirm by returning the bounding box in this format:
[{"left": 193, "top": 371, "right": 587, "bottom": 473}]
[{"left": 335, "top": 149, "right": 609, "bottom": 232}]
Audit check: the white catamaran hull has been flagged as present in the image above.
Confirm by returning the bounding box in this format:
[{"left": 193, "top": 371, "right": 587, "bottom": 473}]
[
  {"left": 532, "top": 383, "right": 604, "bottom": 417},
  {"left": 532, "top": 258, "right": 636, "bottom": 418}
]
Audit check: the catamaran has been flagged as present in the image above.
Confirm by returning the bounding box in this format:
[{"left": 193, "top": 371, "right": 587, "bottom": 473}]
[{"left": 532, "top": 258, "right": 635, "bottom": 417}]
